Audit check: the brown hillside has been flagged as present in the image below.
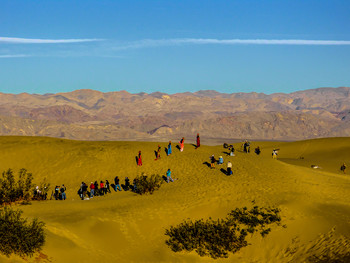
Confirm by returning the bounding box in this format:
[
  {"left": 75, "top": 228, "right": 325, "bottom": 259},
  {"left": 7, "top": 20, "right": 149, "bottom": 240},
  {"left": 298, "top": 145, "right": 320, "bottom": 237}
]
[{"left": 0, "top": 87, "right": 350, "bottom": 141}]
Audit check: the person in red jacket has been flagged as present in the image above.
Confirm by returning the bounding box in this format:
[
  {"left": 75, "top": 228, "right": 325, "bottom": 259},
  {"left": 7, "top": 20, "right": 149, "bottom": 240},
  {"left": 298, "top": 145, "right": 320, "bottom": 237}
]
[
  {"left": 90, "top": 182, "right": 95, "bottom": 198},
  {"left": 179, "top": 137, "right": 185, "bottom": 152},
  {"left": 100, "top": 180, "right": 106, "bottom": 195},
  {"left": 196, "top": 133, "right": 200, "bottom": 149},
  {"left": 137, "top": 151, "right": 142, "bottom": 166}
]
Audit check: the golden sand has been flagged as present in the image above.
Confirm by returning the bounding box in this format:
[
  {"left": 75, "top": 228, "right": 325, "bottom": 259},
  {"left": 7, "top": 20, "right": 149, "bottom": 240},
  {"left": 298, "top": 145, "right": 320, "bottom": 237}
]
[{"left": 0, "top": 136, "right": 350, "bottom": 262}]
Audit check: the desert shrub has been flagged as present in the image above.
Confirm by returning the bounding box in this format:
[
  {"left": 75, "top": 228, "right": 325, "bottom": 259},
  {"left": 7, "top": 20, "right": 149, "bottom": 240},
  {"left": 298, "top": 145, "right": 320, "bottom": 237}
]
[
  {"left": 0, "top": 169, "right": 48, "bottom": 205},
  {"left": 165, "top": 206, "right": 282, "bottom": 259},
  {"left": 307, "top": 253, "right": 350, "bottom": 263},
  {"left": 165, "top": 218, "right": 248, "bottom": 259},
  {"left": 226, "top": 206, "right": 281, "bottom": 236},
  {"left": 134, "top": 173, "right": 163, "bottom": 195},
  {"left": 0, "top": 206, "right": 45, "bottom": 257}
]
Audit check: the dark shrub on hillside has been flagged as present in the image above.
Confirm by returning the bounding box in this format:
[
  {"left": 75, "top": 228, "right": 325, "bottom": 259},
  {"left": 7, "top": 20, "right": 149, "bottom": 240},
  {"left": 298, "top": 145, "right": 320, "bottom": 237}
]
[
  {"left": 0, "top": 206, "right": 45, "bottom": 257},
  {"left": 308, "top": 253, "right": 350, "bottom": 263},
  {"left": 165, "top": 218, "right": 248, "bottom": 259},
  {"left": 0, "top": 169, "right": 49, "bottom": 205},
  {"left": 134, "top": 173, "right": 163, "bottom": 195},
  {"left": 226, "top": 206, "right": 281, "bottom": 236},
  {"left": 165, "top": 206, "right": 282, "bottom": 259},
  {"left": 0, "top": 169, "right": 34, "bottom": 205}
]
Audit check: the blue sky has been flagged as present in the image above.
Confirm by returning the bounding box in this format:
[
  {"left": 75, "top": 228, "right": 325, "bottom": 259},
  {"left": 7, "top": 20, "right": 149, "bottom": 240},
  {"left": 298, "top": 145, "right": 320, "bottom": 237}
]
[{"left": 1, "top": 0, "right": 350, "bottom": 94}]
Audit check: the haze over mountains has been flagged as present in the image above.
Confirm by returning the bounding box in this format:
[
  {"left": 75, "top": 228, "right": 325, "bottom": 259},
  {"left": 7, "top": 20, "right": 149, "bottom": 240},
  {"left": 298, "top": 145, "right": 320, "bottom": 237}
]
[{"left": 1, "top": 87, "right": 350, "bottom": 142}]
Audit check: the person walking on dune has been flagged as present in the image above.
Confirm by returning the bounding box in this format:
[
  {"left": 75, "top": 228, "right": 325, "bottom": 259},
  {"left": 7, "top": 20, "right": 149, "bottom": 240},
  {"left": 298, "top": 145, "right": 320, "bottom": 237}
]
[
  {"left": 179, "top": 137, "right": 185, "bottom": 152},
  {"left": 114, "top": 176, "right": 122, "bottom": 191},
  {"left": 166, "top": 169, "right": 174, "bottom": 183},
  {"left": 155, "top": 145, "right": 161, "bottom": 160},
  {"left": 137, "top": 151, "right": 142, "bottom": 166},
  {"left": 167, "top": 141, "right": 172, "bottom": 156},
  {"left": 196, "top": 133, "right": 200, "bottom": 149},
  {"left": 341, "top": 163, "right": 347, "bottom": 174},
  {"left": 210, "top": 155, "right": 216, "bottom": 169},
  {"left": 272, "top": 149, "right": 278, "bottom": 159}
]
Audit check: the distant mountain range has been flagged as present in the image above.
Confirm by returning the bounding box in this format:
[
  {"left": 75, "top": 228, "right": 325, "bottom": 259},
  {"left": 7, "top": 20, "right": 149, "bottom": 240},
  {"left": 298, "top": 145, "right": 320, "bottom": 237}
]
[{"left": 1, "top": 87, "right": 350, "bottom": 142}]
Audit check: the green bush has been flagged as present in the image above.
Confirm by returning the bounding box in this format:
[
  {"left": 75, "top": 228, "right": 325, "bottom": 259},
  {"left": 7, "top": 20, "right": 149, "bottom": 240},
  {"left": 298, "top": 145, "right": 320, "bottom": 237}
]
[
  {"left": 165, "top": 206, "right": 282, "bottom": 259},
  {"left": 134, "top": 173, "right": 163, "bottom": 195},
  {"left": 0, "top": 206, "right": 45, "bottom": 257},
  {"left": 0, "top": 169, "right": 49, "bottom": 205}
]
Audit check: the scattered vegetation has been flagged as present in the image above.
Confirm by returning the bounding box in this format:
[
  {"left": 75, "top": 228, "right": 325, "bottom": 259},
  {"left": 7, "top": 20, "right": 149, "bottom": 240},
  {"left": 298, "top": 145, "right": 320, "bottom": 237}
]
[
  {"left": 134, "top": 173, "right": 163, "bottom": 195},
  {"left": 0, "top": 206, "right": 45, "bottom": 257},
  {"left": 307, "top": 253, "right": 350, "bottom": 263},
  {"left": 165, "top": 206, "right": 282, "bottom": 259},
  {"left": 0, "top": 168, "right": 50, "bottom": 205},
  {"left": 0, "top": 169, "right": 33, "bottom": 205}
]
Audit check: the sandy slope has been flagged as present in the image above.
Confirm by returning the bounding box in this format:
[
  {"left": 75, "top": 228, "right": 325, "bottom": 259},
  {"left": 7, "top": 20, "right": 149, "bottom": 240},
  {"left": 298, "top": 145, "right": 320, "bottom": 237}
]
[{"left": 0, "top": 136, "right": 350, "bottom": 262}]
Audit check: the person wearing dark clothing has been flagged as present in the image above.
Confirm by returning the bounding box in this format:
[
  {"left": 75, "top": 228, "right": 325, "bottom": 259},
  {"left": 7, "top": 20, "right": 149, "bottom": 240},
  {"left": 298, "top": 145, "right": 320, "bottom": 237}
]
[
  {"left": 133, "top": 178, "right": 138, "bottom": 192},
  {"left": 94, "top": 181, "right": 99, "bottom": 195},
  {"left": 196, "top": 133, "right": 200, "bottom": 148},
  {"left": 105, "top": 180, "right": 111, "bottom": 193},
  {"left": 60, "top": 184, "right": 66, "bottom": 200},
  {"left": 243, "top": 141, "right": 250, "bottom": 153},
  {"left": 80, "top": 182, "right": 88, "bottom": 200},
  {"left": 114, "top": 176, "right": 122, "bottom": 191},
  {"left": 55, "top": 185, "right": 60, "bottom": 200},
  {"left": 125, "top": 177, "right": 130, "bottom": 190},
  {"left": 210, "top": 155, "right": 216, "bottom": 169},
  {"left": 155, "top": 145, "right": 161, "bottom": 160},
  {"left": 255, "top": 146, "right": 261, "bottom": 155},
  {"left": 227, "top": 161, "right": 233, "bottom": 175},
  {"left": 341, "top": 163, "right": 347, "bottom": 174}
]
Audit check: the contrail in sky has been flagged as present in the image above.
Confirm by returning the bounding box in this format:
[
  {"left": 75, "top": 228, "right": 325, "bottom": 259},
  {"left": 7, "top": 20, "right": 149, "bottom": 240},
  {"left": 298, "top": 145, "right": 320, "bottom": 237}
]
[
  {"left": 0, "top": 37, "right": 103, "bottom": 44},
  {"left": 0, "top": 54, "right": 31, "bottom": 58},
  {"left": 114, "top": 38, "right": 350, "bottom": 50}
]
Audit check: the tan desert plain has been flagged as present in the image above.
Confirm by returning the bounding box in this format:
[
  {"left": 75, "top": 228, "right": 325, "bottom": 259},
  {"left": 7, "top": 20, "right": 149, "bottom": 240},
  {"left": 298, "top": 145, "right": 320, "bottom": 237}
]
[{"left": 1, "top": 136, "right": 350, "bottom": 262}]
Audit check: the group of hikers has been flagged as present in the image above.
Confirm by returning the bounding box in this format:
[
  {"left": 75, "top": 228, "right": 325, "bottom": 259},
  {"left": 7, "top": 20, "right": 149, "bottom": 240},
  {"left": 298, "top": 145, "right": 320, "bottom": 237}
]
[
  {"left": 52, "top": 185, "right": 67, "bottom": 200},
  {"left": 78, "top": 177, "right": 135, "bottom": 200},
  {"left": 75, "top": 134, "right": 200, "bottom": 200},
  {"left": 136, "top": 134, "right": 201, "bottom": 166},
  {"left": 76, "top": 170, "right": 176, "bottom": 200},
  {"left": 209, "top": 154, "right": 233, "bottom": 175}
]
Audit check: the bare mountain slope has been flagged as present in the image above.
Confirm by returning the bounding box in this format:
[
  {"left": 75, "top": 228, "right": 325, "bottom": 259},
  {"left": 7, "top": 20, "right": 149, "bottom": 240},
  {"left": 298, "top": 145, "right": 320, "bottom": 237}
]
[{"left": 0, "top": 87, "right": 350, "bottom": 141}]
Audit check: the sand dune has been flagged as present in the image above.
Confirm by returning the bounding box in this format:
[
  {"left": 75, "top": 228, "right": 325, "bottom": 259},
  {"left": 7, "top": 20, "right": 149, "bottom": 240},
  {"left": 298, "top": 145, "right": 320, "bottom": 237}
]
[{"left": 0, "top": 136, "right": 350, "bottom": 262}]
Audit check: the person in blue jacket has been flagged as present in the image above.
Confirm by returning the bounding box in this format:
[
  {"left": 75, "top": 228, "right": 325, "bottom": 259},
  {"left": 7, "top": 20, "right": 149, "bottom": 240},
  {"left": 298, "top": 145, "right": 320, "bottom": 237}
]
[
  {"left": 167, "top": 141, "right": 172, "bottom": 156},
  {"left": 166, "top": 169, "right": 174, "bottom": 183}
]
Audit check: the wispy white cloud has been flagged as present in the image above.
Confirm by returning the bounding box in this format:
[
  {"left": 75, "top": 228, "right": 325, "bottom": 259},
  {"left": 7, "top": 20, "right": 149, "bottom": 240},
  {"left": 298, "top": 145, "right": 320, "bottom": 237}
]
[
  {"left": 2, "top": 37, "right": 349, "bottom": 58},
  {"left": 0, "top": 54, "right": 31, "bottom": 58},
  {"left": 113, "top": 38, "right": 350, "bottom": 50},
  {"left": 0, "top": 37, "right": 103, "bottom": 44}
]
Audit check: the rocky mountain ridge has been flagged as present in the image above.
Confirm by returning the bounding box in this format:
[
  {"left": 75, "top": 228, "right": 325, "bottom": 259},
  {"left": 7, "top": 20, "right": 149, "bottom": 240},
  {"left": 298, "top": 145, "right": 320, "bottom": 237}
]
[{"left": 1, "top": 87, "right": 350, "bottom": 142}]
